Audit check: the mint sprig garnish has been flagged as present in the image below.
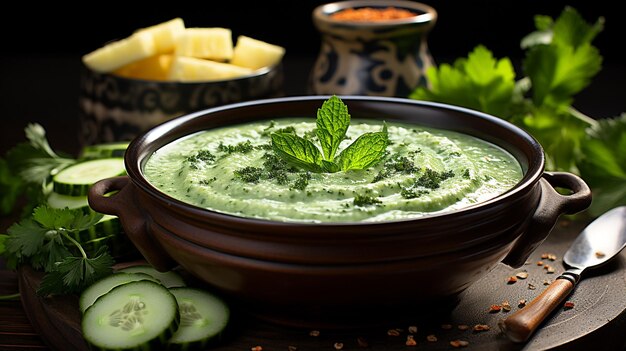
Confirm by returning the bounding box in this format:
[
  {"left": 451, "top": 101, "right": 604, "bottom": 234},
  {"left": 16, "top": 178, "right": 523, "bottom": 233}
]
[{"left": 271, "top": 96, "right": 388, "bottom": 173}]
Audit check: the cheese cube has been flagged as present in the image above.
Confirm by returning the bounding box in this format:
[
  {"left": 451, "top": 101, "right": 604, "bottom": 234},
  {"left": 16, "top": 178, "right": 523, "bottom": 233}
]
[
  {"left": 231, "top": 35, "right": 285, "bottom": 69},
  {"left": 175, "top": 28, "right": 233, "bottom": 61},
  {"left": 113, "top": 54, "right": 173, "bottom": 81},
  {"left": 135, "top": 18, "right": 185, "bottom": 54},
  {"left": 169, "top": 56, "right": 253, "bottom": 82},
  {"left": 83, "top": 31, "right": 156, "bottom": 73}
]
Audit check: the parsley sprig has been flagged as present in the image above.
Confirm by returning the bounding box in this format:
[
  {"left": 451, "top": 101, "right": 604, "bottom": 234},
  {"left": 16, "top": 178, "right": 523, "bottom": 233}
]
[
  {"left": 2, "top": 205, "right": 114, "bottom": 295},
  {"left": 271, "top": 96, "right": 389, "bottom": 173},
  {"left": 410, "top": 7, "right": 624, "bottom": 216}
]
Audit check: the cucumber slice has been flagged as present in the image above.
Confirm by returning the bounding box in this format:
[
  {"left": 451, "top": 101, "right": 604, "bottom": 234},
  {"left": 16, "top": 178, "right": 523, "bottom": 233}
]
[
  {"left": 52, "top": 158, "right": 126, "bottom": 196},
  {"left": 168, "top": 287, "right": 230, "bottom": 350},
  {"left": 74, "top": 215, "right": 121, "bottom": 242},
  {"left": 118, "top": 265, "right": 186, "bottom": 288},
  {"left": 47, "top": 192, "right": 91, "bottom": 214},
  {"left": 79, "top": 272, "right": 158, "bottom": 313},
  {"left": 82, "top": 280, "right": 179, "bottom": 351},
  {"left": 81, "top": 142, "right": 130, "bottom": 159}
]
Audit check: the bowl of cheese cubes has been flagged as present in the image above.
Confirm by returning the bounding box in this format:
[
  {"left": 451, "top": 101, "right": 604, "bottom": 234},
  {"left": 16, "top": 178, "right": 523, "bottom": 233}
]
[{"left": 79, "top": 18, "right": 285, "bottom": 146}]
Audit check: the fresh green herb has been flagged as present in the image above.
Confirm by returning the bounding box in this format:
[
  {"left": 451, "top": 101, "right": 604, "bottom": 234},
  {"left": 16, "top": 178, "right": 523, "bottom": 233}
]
[
  {"left": 410, "top": 7, "right": 622, "bottom": 215},
  {"left": 271, "top": 96, "right": 388, "bottom": 173},
  {"left": 353, "top": 194, "right": 382, "bottom": 207},
  {"left": 0, "top": 123, "right": 77, "bottom": 215},
  {"left": 2, "top": 205, "right": 115, "bottom": 295}
]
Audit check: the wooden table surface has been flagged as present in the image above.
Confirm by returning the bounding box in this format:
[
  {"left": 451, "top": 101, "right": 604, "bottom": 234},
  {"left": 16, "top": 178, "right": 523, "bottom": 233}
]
[{"left": 2, "top": 219, "right": 626, "bottom": 351}]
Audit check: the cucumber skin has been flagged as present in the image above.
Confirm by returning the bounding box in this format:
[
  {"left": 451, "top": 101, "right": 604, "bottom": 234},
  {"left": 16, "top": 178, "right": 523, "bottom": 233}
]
[
  {"left": 82, "top": 281, "right": 181, "bottom": 351},
  {"left": 81, "top": 142, "right": 129, "bottom": 159},
  {"left": 53, "top": 181, "right": 91, "bottom": 197}
]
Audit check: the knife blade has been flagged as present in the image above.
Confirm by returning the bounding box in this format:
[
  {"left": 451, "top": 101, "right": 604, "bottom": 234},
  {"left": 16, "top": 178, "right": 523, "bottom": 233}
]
[{"left": 499, "top": 206, "right": 626, "bottom": 343}]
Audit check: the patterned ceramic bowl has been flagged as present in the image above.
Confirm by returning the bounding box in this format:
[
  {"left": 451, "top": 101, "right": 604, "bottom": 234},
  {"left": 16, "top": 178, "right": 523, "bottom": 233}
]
[
  {"left": 310, "top": 0, "right": 437, "bottom": 97},
  {"left": 78, "top": 62, "right": 283, "bottom": 146}
]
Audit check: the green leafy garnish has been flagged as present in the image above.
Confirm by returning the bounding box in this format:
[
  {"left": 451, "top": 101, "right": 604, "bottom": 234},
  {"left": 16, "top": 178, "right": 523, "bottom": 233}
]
[
  {"left": 409, "top": 6, "right": 623, "bottom": 215},
  {"left": 2, "top": 205, "right": 115, "bottom": 295},
  {"left": 353, "top": 195, "right": 382, "bottom": 207},
  {"left": 271, "top": 96, "right": 389, "bottom": 173}
]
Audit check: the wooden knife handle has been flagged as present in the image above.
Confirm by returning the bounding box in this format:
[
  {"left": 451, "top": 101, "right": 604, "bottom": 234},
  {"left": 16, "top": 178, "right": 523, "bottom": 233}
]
[{"left": 499, "top": 278, "right": 574, "bottom": 343}]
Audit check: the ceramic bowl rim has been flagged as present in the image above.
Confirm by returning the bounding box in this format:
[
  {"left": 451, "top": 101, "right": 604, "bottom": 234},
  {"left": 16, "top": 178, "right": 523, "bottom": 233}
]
[{"left": 125, "top": 95, "right": 545, "bottom": 227}]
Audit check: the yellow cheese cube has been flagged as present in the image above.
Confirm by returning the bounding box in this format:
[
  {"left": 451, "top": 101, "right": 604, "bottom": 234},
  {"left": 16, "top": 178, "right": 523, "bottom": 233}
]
[
  {"left": 135, "top": 18, "right": 185, "bottom": 54},
  {"left": 169, "top": 56, "right": 253, "bottom": 82},
  {"left": 83, "top": 31, "right": 156, "bottom": 73},
  {"left": 175, "top": 28, "right": 233, "bottom": 61},
  {"left": 113, "top": 54, "right": 173, "bottom": 81},
  {"left": 231, "top": 35, "right": 285, "bottom": 69}
]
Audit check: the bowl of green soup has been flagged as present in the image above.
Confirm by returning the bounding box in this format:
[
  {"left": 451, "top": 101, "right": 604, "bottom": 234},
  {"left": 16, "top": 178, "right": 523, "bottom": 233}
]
[{"left": 89, "top": 96, "right": 590, "bottom": 326}]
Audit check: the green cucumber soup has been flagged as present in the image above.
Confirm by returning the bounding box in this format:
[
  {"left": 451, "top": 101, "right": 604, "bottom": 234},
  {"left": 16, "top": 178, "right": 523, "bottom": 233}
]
[{"left": 144, "top": 119, "right": 523, "bottom": 222}]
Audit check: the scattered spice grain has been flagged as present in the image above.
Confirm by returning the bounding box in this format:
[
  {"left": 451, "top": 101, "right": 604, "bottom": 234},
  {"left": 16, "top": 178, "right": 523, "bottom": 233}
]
[
  {"left": 564, "top": 301, "right": 575, "bottom": 310},
  {"left": 489, "top": 304, "right": 502, "bottom": 313},
  {"left": 596, "top": 251, "right": 606, "bottom": 258},
  {"left": 543, "top": 279, "right": 552, "bottom": 285},
  {"left": 334, "top": 342, "right": 344, "bottom": 350},
  {"left": 408, "top": 325, "right": 418, "bottom": 334},
  {"left": 516, "top": 271, "right": 529, "bottom": 279},
  {"left": 426, "top": 334, "right": 438, "bottom": 342},
  {"left": 473, "top": 324, "right": 490, "bottom": 332},
  {"left": 537, "top": 261, "right": 544, "bottom": 266},
  {"left": 528, "top": 283, "right": 537, "bottom": 290},
  {"left": 251, "top": 346, "right": 263, "bottom": 351},
  {"left": 450, "top": 340, "right": 469, "bottom": 348},
  {"left": 309, "top": 330, "right": 320, "bottom": 337},
  {"left": 502, "top": 300, "right": 512, "bottom": 312},
  {"left": 357, "top": 336, "right": 369, "bottom": 348},
  {"left": 518, "top": 299, "right": 527, "bottom": 308},
  {"left": 507, "top": 276, "right": 518, "bottom": 284},
  {"left": 457, "top": 324, "right": 470, "bottom": 331},
  {"left": 288, "top": 346, "right": 298, "bottom": 351},
  {"left": 441, "top": 324, "right": 453, "bottom": 330},
  {"left": 387, "top": 329, "right": 401, "bottom": 336},
  {"left": 406, "top": 335, "right": 417, "bottom": 346}
]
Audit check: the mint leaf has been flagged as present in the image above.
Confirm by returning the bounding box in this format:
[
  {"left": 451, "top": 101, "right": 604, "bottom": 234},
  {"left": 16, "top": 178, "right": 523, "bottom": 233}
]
[
  {"left": 337, "top": 131, "right": 388, "bottom": 171},
  {"left": 271, "top": 132, "right": 324, "bottom": 172},
  {"left": 410, "top": 45, "right": 516, "bottom": 118},
  {"left": 316, "top": 95, "right": 350, "bottom": 161}
]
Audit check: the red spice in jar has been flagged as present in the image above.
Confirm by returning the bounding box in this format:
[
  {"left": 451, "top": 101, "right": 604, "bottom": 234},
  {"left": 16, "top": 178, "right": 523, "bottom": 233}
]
[{"left": 330, "top": 7, "right": 417, "bottom": 22}]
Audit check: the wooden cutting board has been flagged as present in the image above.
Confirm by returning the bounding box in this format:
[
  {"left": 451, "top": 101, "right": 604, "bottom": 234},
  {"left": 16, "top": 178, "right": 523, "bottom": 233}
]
[{"left": 16, "top": 221, "right": 626, "bottom": 351}]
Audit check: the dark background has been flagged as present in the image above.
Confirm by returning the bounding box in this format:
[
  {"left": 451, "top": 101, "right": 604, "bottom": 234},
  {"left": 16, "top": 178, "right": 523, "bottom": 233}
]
[{"left": 1, "top": 0, "right": 624, "bottom": 155}]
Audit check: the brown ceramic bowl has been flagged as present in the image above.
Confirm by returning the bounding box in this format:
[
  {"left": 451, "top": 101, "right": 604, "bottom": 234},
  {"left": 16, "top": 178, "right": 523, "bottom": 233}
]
[{"left": 88, "top": 96, "right": 590, "bottom": 326}]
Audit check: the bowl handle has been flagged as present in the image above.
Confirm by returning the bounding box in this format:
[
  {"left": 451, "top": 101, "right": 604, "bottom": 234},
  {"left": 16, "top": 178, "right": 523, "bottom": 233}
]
[
  {"left": 501, "top": 172, "right": 591, "bottom": 268},
  {"left": 88, "top": 176, "right": 176, "bottom": 271}
]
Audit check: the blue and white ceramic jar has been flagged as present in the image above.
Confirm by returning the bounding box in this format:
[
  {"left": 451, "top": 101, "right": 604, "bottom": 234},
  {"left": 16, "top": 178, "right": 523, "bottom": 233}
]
[{"left": 310, "top": 0, "right": 437, "bottom": 97}]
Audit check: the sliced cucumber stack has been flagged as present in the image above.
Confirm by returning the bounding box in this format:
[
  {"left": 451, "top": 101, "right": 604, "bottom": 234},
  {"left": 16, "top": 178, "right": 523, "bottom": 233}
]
[
  {"left": 47, "top": 192, "right": 91, "bottom": 214},
  {"left": 53, "top": 158, "right": 126, "bottom": 197},
  {"left": 118, "top": 265, "right": 186, "bottom": 288},
  {"left": 168, "top": 287, "right": 230, "bottom": 350},
  {"left": 81, "top": 142, "right": 130, "bottom": 159},
  {"left": 79, "top": 272, "right": 158, "bottom": 313},
  {"left": 82, "top": 280, "right": 179, "bottom": 351}
]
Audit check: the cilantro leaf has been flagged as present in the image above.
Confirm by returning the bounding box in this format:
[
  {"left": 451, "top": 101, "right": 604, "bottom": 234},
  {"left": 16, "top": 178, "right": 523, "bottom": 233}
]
[
  {"left": 316, "top": 95, "right": 350, "bottom": 161},
  {"left": 33, "top": 206, "right": 102, "bottom": 232},
  {"left": 337, "top": 131, "right": 388, "bottom": 172},
  {"left": 578, "top": 114, "right": 626, "bottom": 216},
  {"left": 271, "top": 132, "right": 324, "bottom": 172},
  {"left": 5, "top": 218, "right": 48, "bottom": 260},
  {"left": 37, "top": 246, "right": 114, "bottom": 296},
  {"left": 410, "top": 45, "right": 516, "bottom": 117},
  {"left": 551, "top": 7, "right": 604, "bottom": 49}
]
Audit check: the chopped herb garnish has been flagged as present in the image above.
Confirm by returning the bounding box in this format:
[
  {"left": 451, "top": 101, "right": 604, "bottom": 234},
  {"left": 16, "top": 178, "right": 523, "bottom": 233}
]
[
  {"left": 415, "top": 169, "right": 455, "bottom": 189},
  {"left": 234, "top": 166, "right": 264, "bottom": 183},
  {"left": 186, "top": 150, "right": 216, "bottom": 169},
  {"left": 218, "top": 140, "right": 254, "bottom": 154},
  {"left": 401, "top": 188, "right": 429, "bottom": 199},
  {"left": 353, "top": 194, "right": 382, "bottom": 207},
  {"left": 291, "top": 172, "right": 312, "bottom": 191}
]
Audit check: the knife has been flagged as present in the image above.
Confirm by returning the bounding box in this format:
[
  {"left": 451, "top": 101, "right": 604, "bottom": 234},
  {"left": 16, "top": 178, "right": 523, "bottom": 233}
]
[{"left": 499, "top": 206, "right": 626, "bottom": 343}]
